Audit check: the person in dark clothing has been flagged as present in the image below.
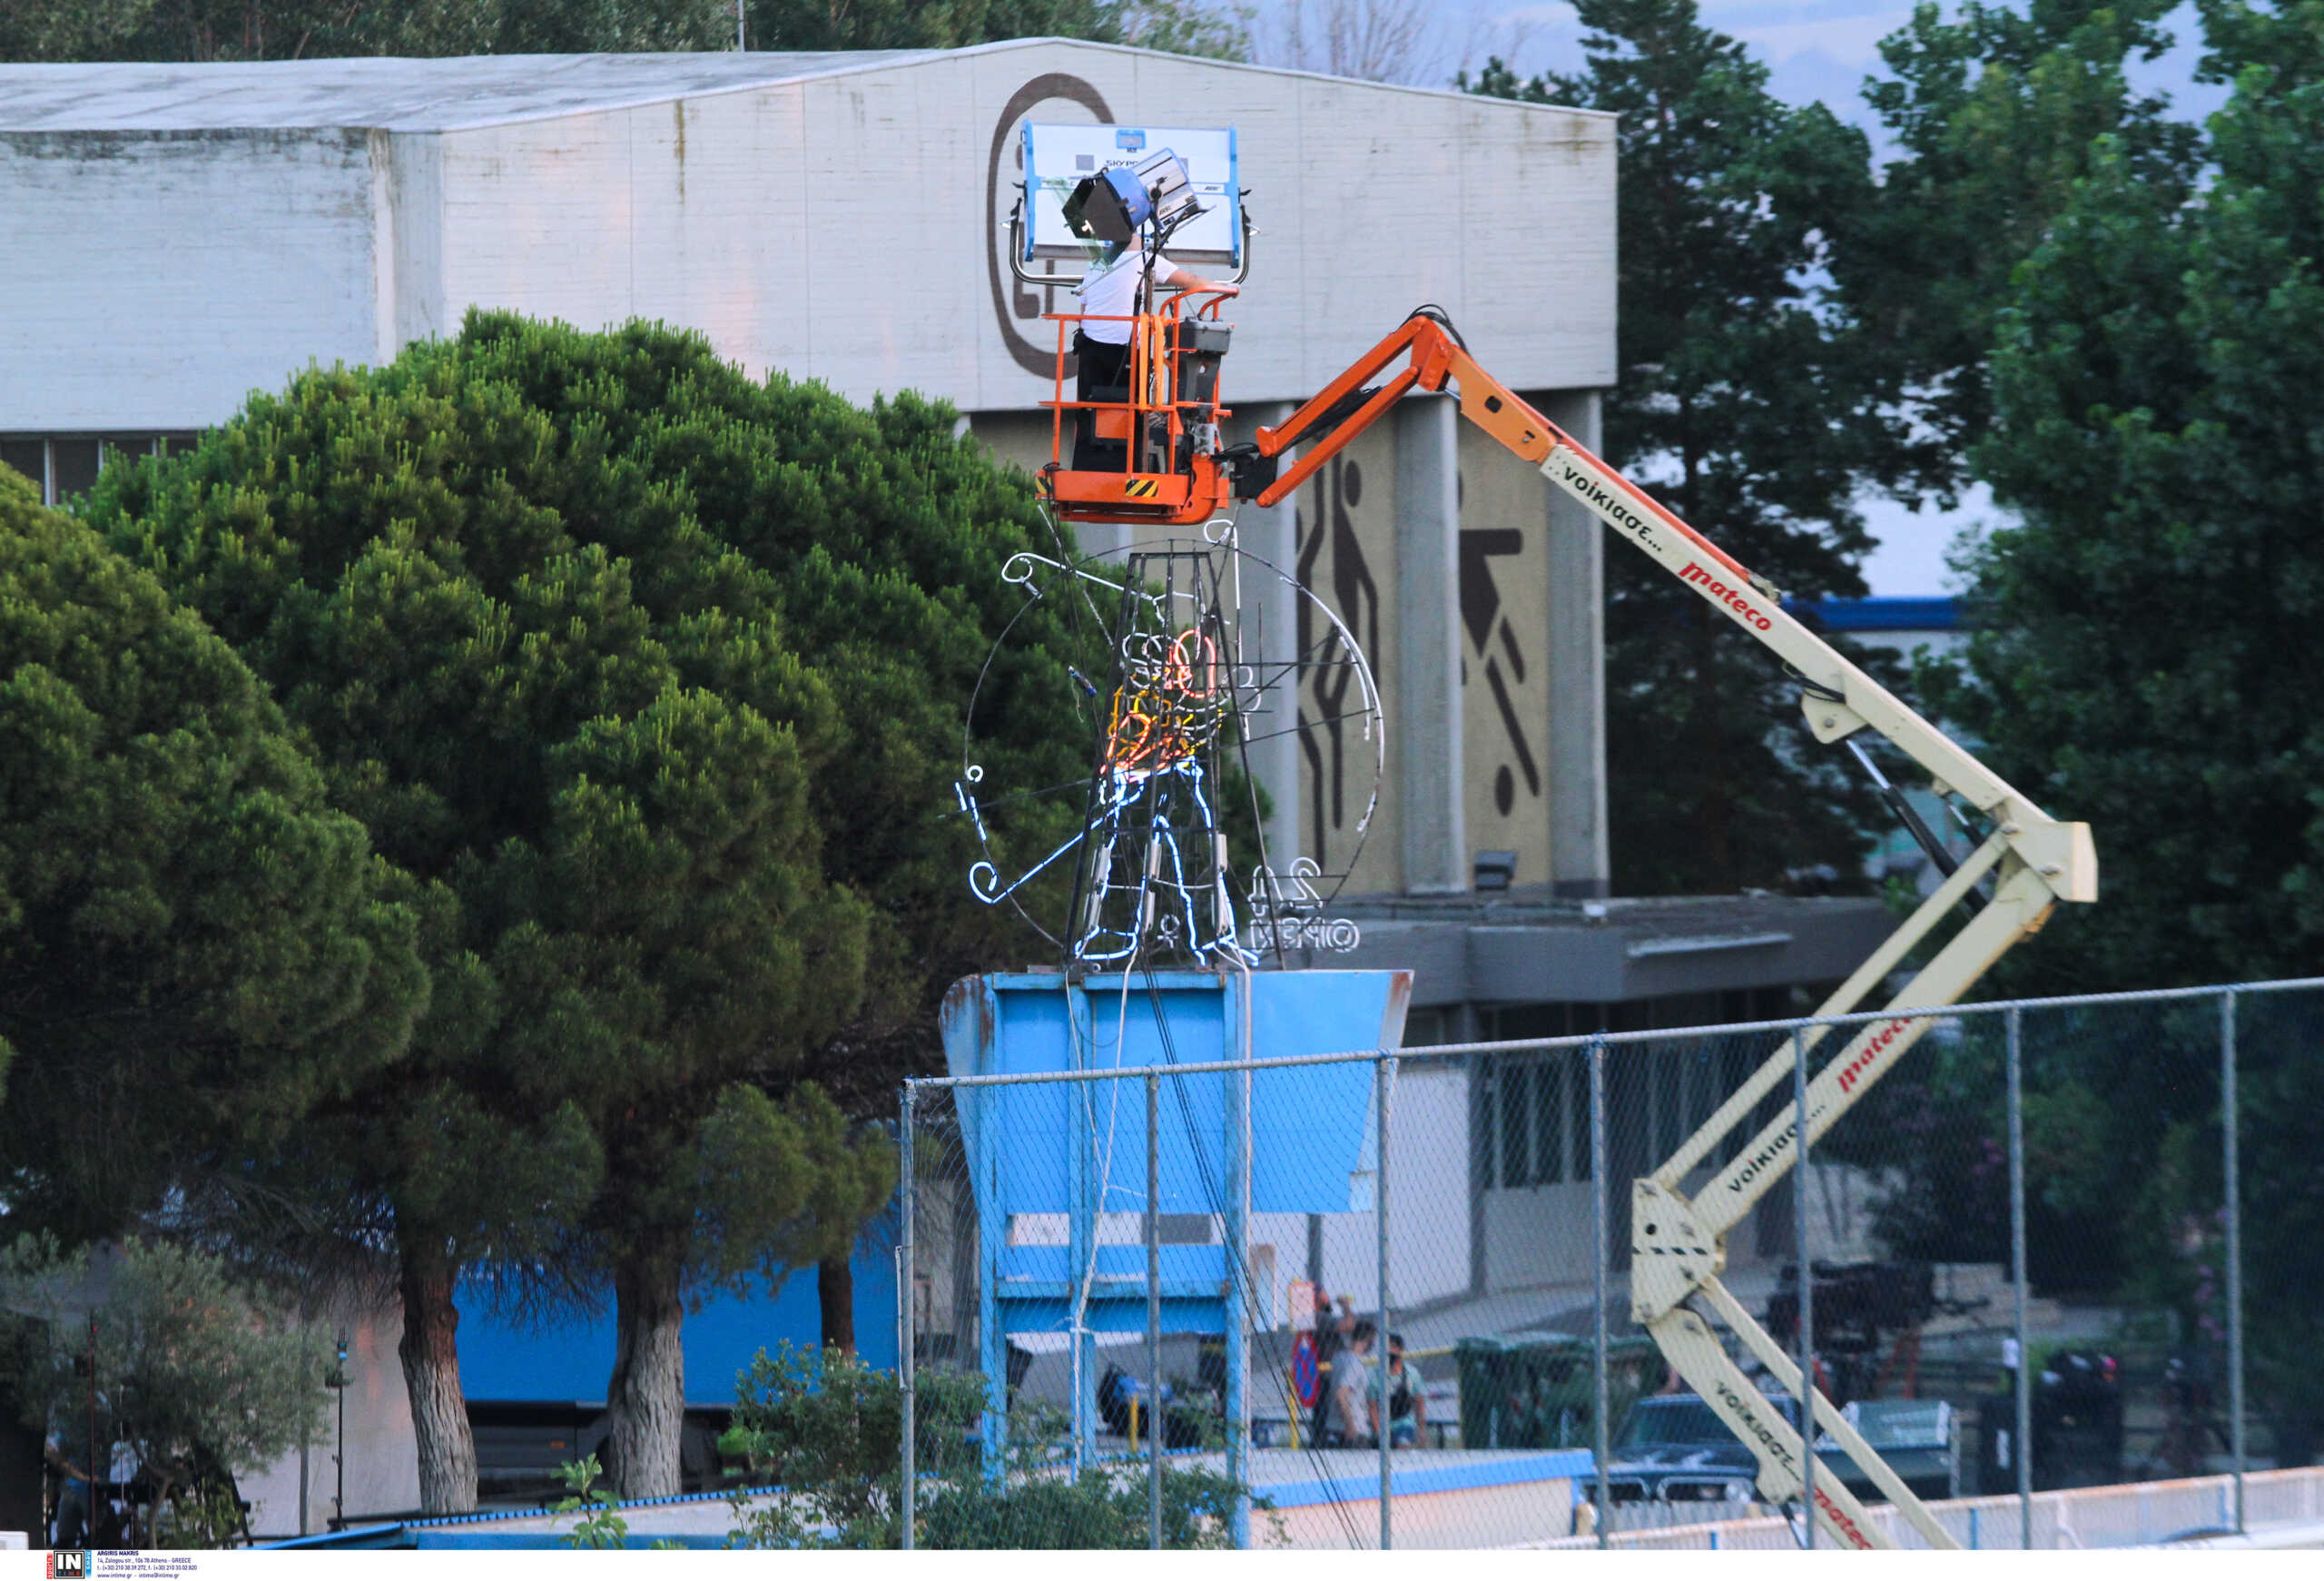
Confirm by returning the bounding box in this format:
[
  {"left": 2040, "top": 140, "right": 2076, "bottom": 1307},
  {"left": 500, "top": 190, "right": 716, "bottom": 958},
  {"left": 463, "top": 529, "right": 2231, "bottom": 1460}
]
[
  {"left": 1367, "top": 1332, "right": 1424, "bottom": 1448},
  {"left": 44, "top": 1411, "right": 93, "bottom": 1547},
  {"left": 1308, "top": 1293, "right": 1358, "bottom": 1448}
]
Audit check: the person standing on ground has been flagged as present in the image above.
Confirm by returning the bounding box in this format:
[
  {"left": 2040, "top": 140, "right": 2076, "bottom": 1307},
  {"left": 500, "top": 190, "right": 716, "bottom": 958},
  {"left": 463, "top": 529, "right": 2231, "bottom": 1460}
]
[
  {"left": 1310, "top": 1291, "right": 1356, "bottom": 1447},
  {"left": 1333, "top": 1320, "right": 1377, "bottom": 1448},
  {"left": 44, "top": 1403, "right": 98, "bottom": 1548},
  {"left": 1367, "top": 1332, "right": 1424, "bottom": 1449}
]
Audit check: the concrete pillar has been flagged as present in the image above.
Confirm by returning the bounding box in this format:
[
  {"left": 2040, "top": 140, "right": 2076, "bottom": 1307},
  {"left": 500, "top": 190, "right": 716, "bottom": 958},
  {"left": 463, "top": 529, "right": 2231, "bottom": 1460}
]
[
  {"left": 1228, "top": 402, "right": 1302, "bottom": 879},
  {"left": 1395, "top": 392, "right": 1467, "bottom": 894},
  {"left": 1538, "top": 390, "right": 1610, "bottom": 897}
]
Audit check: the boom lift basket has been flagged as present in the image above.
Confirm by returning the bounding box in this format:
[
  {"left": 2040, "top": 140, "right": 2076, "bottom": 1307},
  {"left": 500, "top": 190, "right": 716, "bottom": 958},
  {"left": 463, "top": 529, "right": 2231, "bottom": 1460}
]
[{"left": 1039, "top": 288, "right": 1239, "bottom": 527}]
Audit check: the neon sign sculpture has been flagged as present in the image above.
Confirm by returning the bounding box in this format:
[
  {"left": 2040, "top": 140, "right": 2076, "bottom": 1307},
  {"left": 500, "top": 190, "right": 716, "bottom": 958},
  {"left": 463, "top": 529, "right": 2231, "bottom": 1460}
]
[{"left": 957, "top": 529, "right": 1382, "bottom": 969}]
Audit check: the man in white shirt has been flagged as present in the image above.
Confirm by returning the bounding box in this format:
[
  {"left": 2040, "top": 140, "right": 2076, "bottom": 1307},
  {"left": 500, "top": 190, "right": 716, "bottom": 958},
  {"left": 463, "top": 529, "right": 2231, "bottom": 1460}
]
[{"left": 1070, "top": 248, "right": 1237, "bottom": 469}]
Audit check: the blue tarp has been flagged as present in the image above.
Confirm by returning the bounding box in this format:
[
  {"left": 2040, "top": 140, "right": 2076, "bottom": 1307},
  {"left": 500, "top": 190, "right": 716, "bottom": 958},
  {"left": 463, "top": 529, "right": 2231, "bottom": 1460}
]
[{"left": 453, "top": 1231, "right": 898, "bottom": 1406}]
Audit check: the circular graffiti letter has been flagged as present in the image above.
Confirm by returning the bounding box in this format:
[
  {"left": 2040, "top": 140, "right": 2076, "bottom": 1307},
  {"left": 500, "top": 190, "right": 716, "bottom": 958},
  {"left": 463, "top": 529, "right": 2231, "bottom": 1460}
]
[{"left": 986, "top": 74, "right": 1115, "bottom": 380}]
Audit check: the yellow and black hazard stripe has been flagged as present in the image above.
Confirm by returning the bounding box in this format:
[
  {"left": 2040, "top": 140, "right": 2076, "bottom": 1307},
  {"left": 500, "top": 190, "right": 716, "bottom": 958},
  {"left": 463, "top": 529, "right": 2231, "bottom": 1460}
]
[{"left": 1122, "top": 477, "right": 1162, "bottom": 499}]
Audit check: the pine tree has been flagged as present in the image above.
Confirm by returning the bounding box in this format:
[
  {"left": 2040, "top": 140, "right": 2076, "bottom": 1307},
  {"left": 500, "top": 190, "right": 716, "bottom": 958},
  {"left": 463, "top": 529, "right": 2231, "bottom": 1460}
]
[
  {"left": 87, "top": 311, "right": 1099, "bottom": 1504},
  {"left": 0, "top": 462, "right": 425, "bottom": 1243}
]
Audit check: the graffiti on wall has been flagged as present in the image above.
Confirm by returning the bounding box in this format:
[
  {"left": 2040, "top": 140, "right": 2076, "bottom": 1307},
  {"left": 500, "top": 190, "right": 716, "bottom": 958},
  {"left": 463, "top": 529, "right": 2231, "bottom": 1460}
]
[
  {"left": 986, "top": 74, "right": 1114, "bottom": 379},
  {"left": 1461, "top": 522, "right": 1541, "bottom": 818},
  {"left": 1295, "top": 453, "right": 1384, "bottom": 871}
]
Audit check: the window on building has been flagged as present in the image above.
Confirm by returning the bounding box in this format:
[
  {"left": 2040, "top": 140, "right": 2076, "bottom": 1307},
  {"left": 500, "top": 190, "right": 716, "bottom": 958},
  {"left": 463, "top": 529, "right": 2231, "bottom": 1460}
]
[
  {"left": 1498, "top": 1061, "right": 1530, "bottom": 1186},
  {"left": 1535, "top": 1056, "right": 1565, "bottom": 1183},
  {"left": 1403, "top": 1006, "right": 1452, "bottom": 1048},
  {"left": 0, "top": 439, "right": 43, "bottom": 497},
  {"left": 48, "top": 440, "right": 100, "bottom": 502},
  {"left": 0, "top": 434, "right": 197, "bottom": 506},
  {"left": 1479, "top": 1048, "right": 1590, "bottom": 1189}
]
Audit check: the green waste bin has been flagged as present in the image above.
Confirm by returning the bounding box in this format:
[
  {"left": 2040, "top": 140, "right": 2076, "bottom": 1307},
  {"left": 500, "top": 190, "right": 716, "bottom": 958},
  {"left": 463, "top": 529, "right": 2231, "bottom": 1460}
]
[{"left": 1453, "top": 1331, "right": 1659, "bottom": 1450}]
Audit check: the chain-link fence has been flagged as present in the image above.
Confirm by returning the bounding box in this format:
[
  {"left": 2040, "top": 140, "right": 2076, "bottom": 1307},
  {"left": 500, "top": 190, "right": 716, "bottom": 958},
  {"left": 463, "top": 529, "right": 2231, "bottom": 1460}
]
[{"left": 895, "top": 976, "right": 2324, "bottom": 1549}]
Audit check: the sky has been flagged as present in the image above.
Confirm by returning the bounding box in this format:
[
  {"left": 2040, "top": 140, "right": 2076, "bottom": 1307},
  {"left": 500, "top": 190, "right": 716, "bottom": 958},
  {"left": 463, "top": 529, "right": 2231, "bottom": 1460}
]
[{"left": 1251, "top": 1, "right": 2232, "bottom": 596}]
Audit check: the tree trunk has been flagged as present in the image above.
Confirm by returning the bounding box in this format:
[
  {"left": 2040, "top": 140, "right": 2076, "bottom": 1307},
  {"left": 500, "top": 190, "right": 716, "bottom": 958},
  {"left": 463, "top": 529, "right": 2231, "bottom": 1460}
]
[
  {"left": 606, "top": 1258, "right": 686, "bottom": 1499},
  {"left": 397, "top": 1246, "right": 478, "bottom": 1515},
  {"left": 818, "top": 1254, "right": 855, "bottom": 1357}
]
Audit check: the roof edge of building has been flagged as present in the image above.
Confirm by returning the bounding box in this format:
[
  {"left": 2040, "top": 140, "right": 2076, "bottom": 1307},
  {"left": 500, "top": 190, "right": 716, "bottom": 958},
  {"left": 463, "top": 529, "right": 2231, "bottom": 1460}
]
[{"left": 0, "top": 38, "right": 1614, "bottom": 135}]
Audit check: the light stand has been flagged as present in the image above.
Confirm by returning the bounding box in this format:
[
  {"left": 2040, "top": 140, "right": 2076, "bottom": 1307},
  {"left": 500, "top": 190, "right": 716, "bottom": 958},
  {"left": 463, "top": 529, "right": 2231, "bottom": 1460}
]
[{"left": 332, "top": 1331, "right": 349, "bottom": 1529}]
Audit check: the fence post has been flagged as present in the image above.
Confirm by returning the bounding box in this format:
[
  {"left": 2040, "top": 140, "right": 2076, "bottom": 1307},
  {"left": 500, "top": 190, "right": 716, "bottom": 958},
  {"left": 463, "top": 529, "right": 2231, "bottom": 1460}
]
[
  {"left": 1147, "top": 1069, "right": 1163, "bottom": 1550},
  {"left": 2007, "top": 1005, "right": 2031, "bottom": 1550},
  {"left": 1225, "top": 975, "right": 1255, "bottom": 1550},
  {"left": 1376, "top": 1051, "right": 1395, "bottom": 1550},
  {"left": 2222, "top": 989, "right": 2245, "bottom": 1533},
  {"left": 899, "top": 1081, "right": 916, "bottom": 1551},
  {"left": 1793, "top": 1027, "right": 1816, "bottom": 1549},
  {"left": 1590, "top": 1033, "right": 1610, "bottom": 1550}
]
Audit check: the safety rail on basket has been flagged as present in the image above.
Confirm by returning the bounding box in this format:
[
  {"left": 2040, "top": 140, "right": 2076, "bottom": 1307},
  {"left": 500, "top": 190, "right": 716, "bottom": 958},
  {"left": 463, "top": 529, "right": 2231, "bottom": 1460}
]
[{"left": 1035, "top": 292, "right": 1241, "bottom": 525}]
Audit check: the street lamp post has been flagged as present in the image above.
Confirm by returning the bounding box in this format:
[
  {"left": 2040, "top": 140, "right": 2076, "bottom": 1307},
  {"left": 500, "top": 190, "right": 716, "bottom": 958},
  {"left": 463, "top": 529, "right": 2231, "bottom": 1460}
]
[
  {"left": 333, "top": 1331, "right": 349, "bottom": 1529},
  {"left": 86, "top": 1317, "right": 99, "bottom": 1537}
]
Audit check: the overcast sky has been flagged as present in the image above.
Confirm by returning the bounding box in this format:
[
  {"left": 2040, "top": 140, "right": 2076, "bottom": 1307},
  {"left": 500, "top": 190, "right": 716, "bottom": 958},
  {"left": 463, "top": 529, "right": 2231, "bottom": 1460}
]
[{"left": 1252, "top": 2, "right": 2229, "bottom": 595}]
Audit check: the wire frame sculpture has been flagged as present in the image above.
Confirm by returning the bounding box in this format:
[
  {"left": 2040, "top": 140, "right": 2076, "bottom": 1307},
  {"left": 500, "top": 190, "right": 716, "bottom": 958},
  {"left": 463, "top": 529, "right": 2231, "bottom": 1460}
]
[{"left": 958, "top": 521, "right": 1382, "bottom": 970}]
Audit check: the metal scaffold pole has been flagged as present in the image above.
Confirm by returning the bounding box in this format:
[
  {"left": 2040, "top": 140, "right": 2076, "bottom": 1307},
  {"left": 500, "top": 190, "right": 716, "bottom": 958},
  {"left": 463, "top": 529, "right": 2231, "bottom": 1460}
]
[
  {"left": 1375, "top": 1052, "right": 1394, "bottom": 1550},
  {"left": 899, "top": 1082, "right": 916, "bottom": 1550},
  {"left": 1590, "top": 1033, "right": 1610, "bottom": 1550},
  {"left": 2008, "top": 1007, "right": 2031, "bottom": 1548},
  {"left": 1793, "top": 1028, "right": 1816, "bottom": 1549},
  {"left": 1147, "top": 1069, "right": 1163, "bottom": 1549},
  {"left": 2223, "top": 990, "right": 2246, "bottom": 1533}
]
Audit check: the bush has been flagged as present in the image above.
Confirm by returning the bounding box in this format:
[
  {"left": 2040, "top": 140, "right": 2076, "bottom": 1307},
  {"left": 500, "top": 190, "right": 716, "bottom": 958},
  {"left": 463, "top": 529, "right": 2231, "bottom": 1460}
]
[
  {"left": 0, "top": 1236, "right": 331, "bottom": 1547},
  {"left": 720, "top": 1342, "right": 1264, "bottom": 1548}
]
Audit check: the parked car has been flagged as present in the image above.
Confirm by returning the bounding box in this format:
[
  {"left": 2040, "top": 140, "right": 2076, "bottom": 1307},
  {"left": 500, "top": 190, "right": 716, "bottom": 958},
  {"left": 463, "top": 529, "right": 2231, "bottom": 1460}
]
[
  {"left": 1603, "top": 1392, "right": 1960, "bottom": 1507},
  {"left": 1602, "top": 1394, "right": 1787, "bottom": 1506}
]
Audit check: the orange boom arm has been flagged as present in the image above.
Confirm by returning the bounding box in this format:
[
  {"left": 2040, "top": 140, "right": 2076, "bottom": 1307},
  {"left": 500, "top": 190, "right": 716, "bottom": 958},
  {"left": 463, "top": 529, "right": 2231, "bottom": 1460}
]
[{"left": 1229, "top": 309, "right": 2095, "bottom": 1551}]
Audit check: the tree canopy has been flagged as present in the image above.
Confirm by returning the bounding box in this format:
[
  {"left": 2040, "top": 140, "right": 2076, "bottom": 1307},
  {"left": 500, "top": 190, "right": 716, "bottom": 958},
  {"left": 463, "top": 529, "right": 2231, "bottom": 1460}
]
[
  {"left": 0, "top": 462, "right": 426, "bottom": 1243},
  {"left": 0, "top": 0, "right": 1250, "bottom": 63},
  {"left": 1468, "top": 0, "right": 1896, "bottom": 894},
  {"left": 1843, "top": 0, "right": 2203, "bottom": 498},
  {"left": 1866, "top": 0, "right": 2324, "bottom": 1457},
  {"left": 1945, "top": 0, "right": 2324, "bottom": 992},
  {"left": 83, "top": 311, "right": 1101, "bottom": 1502}
]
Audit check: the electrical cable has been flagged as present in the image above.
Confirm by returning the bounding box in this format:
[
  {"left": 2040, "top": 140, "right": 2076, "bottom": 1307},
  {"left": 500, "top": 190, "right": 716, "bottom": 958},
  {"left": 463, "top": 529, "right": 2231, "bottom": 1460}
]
[{"left": 1136, "top": 962, "right": 1369, "bottom": 1549}]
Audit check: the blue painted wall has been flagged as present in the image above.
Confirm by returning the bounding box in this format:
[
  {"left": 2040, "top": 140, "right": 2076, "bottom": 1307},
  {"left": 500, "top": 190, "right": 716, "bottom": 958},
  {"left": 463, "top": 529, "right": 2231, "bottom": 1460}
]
[{"left": 454, "top": 1223, "right": 898, "bottom": 1407}]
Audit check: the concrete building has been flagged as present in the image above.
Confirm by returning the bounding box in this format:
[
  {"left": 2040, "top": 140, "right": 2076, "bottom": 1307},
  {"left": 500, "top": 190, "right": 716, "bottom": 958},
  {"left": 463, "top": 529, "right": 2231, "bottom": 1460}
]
[{"left": 3, "top": 44, "right": 1894, "bottom": 1527}]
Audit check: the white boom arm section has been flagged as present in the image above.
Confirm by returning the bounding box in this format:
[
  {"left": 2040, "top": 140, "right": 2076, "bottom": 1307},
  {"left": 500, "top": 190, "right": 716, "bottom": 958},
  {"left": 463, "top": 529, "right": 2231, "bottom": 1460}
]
[
  {"left": 1252, "top": 320, "right": 2097, "bottom": 1548},
  {"left": 1527, "top": 371, "right": 2096, "bottom": 1550}
]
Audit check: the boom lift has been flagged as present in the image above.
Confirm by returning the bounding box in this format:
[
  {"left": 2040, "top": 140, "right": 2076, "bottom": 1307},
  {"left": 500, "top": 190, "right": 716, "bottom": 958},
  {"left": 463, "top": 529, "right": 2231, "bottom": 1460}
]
[{"left": 1037, "top": 291, "right": 2097, "bottom": 1547}]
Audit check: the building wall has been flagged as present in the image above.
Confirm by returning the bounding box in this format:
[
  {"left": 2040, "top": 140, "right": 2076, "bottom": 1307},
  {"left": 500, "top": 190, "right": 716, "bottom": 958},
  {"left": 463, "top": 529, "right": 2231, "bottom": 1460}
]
[
  {"left": 211, "top": 1307, "right": 419, "bottom": 1538},
  {"left": 0, "top": 128, "right": 381, "bottom": 430},
  {"left": 5, "top": 47, "right": 1611, "bottom": 433},
  {"left": 401, "top": 43, "right": 1614, "bottom": 417},
  {"left": 1279, "top": 419, "right": 1404, "bottom": 895},
  {"left": 1258, "top": 1062, "right": 1468, "bottom": 1313}
]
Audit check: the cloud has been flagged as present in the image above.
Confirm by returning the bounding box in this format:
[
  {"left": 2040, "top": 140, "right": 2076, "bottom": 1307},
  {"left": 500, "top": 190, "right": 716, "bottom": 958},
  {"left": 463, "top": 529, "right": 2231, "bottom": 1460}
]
[
  {"left": 1473, "top": 2, "right": 1914, "bottom": 79},
  {"left": 1718, "top": 9, "right": 1915, "bottom": 68}
]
